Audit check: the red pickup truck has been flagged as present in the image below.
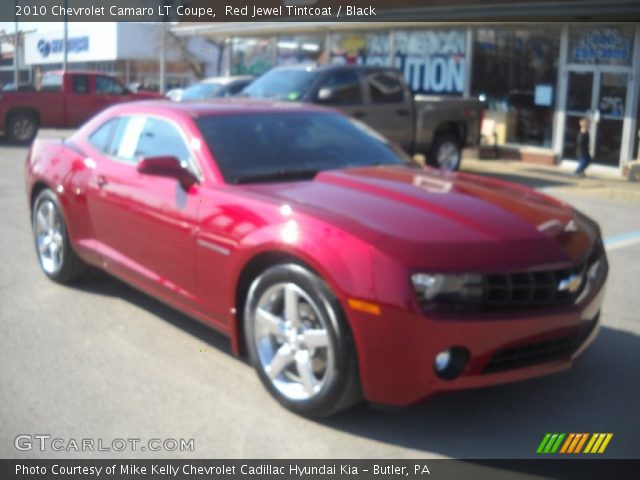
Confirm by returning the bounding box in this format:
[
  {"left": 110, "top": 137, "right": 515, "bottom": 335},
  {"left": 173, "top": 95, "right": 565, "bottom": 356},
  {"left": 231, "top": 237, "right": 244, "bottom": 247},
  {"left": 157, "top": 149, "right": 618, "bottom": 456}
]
[{"left": 0, "top": 71, "right": 160, "bottom": 143}]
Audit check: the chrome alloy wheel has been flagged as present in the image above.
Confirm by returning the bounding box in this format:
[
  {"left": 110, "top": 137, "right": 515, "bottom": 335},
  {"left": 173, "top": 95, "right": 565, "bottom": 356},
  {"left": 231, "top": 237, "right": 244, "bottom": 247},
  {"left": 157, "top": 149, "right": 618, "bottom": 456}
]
[
  {"left": 253, "top": 282, "right": 335, "bottom": 401},
  {"left": 34, "top": 199, "right": 64, "bottom": 275},
  {"left": 436, "top": 141, "right": 461, "bottom": 170}
]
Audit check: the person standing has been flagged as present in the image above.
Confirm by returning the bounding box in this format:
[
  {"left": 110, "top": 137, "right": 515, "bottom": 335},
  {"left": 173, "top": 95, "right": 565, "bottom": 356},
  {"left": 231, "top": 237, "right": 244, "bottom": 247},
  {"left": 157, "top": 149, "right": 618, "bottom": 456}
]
[{"left": 575, "top": 118, "right": 592, "bottom": 177}]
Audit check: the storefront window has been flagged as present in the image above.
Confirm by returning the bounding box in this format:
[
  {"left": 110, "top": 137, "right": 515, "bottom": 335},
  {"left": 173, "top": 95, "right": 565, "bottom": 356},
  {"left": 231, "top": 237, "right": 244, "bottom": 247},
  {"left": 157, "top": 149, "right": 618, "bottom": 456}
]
[
  {"left": 276, "top": 35, "right": 325, "bottom": 67},
  {"left": 568, "top": 25, "right": 634, "bottom": 66},
  {"left": 329, "top": 32, "right": 390, "bottom": 66},
  {"left": 394, "top": 29, "right": 467, "bottom": 95},
  {"left": 231, "top": 37, "right": 275, "bottom": 76},
  {"left": 472, "top": 26, "right": 560, "bottom": 148}
]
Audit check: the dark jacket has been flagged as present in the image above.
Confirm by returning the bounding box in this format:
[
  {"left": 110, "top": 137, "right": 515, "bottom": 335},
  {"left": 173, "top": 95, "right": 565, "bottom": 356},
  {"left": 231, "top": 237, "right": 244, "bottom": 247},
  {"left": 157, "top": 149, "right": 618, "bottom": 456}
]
[{"left": 576, "top": 131, "right": 590, "bottom": 158}]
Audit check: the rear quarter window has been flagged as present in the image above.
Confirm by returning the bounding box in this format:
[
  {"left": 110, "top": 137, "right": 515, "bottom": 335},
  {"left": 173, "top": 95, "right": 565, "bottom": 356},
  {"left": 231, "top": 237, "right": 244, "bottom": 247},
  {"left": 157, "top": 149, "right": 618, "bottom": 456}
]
[
  {"left": 40, "top": 74, "right": 62, "bottom": 92},
  {"left": 366, "top": 71, "right": 405, "bottom": 103},
  {"left": 88, "top": 118, "right": 118, "bottom": 152}
]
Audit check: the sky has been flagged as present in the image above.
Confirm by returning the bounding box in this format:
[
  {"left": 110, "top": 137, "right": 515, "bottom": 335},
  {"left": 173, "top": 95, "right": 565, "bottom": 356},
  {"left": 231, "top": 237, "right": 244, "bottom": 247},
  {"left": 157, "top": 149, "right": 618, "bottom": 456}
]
[{"left": 0, "top": 22, "right": 59, "bottom": 34}]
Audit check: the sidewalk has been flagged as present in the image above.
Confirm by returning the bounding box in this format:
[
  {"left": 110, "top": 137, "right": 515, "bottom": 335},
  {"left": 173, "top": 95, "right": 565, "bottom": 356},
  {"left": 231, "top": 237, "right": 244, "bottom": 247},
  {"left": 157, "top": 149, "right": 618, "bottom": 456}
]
[{"left": 461, "top": 158, "right": 640, "bottom": 203}]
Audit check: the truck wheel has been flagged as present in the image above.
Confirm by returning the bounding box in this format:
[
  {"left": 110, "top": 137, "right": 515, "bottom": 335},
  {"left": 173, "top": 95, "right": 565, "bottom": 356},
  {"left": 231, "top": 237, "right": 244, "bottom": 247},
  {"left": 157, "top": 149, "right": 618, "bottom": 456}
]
[
  {"left": 8, "top": 112, "right": 38, "bottom": 144},
  {"left": 428, "top": 134, "right": 462, "bottom": 171},
  {"left": 244, "top": 264, "right": 361, "bottom": 418}
]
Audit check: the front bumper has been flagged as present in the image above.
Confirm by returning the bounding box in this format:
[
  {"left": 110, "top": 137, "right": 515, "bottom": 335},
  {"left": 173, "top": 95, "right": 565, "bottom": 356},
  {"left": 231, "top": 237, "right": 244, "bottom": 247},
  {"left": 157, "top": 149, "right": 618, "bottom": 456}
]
[{"left": 347, "top": 272, "right": 607, "bottom": 406}]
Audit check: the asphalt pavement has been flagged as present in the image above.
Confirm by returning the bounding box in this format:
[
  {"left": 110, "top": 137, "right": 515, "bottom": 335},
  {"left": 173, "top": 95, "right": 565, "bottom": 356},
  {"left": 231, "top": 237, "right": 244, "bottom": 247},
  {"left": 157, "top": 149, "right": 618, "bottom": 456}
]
[{"left": 1, "top": 133, "right": 639, "bottom": 460}]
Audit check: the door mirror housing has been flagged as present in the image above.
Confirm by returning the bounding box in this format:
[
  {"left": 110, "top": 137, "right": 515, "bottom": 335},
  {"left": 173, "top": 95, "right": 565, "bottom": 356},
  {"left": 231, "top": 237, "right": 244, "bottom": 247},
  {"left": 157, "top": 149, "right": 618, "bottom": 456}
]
[
  {"left": 316, "top": 87, "right": 337, "bottom": 103},
  {"left": 137, "top": 156, "right": 198, "bottom": 189}
]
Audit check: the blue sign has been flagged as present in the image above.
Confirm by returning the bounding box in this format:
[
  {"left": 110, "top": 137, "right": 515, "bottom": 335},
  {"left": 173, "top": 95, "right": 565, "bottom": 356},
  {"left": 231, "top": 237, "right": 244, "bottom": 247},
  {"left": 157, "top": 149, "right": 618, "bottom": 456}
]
[
  {"left": 37, "top": 36, "right": 90, "bottom": 58},
  {"left": 571, "top": 27, "right": 633, "bottom": 66}
]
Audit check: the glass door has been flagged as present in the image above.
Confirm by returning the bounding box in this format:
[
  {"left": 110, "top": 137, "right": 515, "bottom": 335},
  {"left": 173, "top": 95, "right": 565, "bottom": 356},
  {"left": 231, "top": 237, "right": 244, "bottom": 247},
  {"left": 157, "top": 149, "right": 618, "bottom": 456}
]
[
  {"left": 562, "top": 71, "right": 595, "bottom": 161},
  {"left": 596, "top": 72, "right": 628, "bottom": 166},
  {"left": 562, "top": 69, "right": 629, "bottom": 167}
]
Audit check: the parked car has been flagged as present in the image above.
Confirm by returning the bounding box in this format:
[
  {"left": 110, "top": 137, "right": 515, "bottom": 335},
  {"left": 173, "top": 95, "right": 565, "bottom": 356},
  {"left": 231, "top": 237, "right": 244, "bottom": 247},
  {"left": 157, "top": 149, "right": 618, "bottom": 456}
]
[
  {"left": 165, "top": 88, "right": 184, "bottom": 101},
  {"left": 26, "top": 100, "right": 607, "bottom": 417},
  {"left": 241, "top": 65, "right": 483, "bottom": 170},
  {"left": 177, "top": 76, "right": 255, "bottom": 101},
  {"left": 0, "top": 71, "right": 161, "bottom": 143}
]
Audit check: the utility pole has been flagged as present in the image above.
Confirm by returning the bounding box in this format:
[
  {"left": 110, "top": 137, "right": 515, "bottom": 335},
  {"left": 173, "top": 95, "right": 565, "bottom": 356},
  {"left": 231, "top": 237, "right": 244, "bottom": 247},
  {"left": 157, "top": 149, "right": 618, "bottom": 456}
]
[
  {"left": 63, "top": 0, "right": 68, "bottom": 71},
  {"left": 14, "top": 0, "right": 19, "bottom": 87},
  {"left": 159, "top": 25, "right": 166, "bottom": 94}
]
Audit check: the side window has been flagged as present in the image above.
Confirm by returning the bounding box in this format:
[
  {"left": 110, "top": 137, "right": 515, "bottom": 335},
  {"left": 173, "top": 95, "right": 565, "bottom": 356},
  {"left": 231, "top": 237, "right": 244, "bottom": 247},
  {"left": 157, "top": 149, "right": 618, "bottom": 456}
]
[
  {"left": 105, "top": 117, "right": 192, "bottom": 167},
  {"left": 40, "top": 74, "right": 62, "bottom": 92},
  {"left": 366, "top": 71, "right": 405, "bottom": 104},
  {"left": 227, "top": 82, "right": 248, "bottom": 96},
  {"left": 96, "top": 76, "right": 126, "bottom": 95},
  {"left": 109, "top": 117, "right": 146, "bottom": 163},
  {"left": 72, "top": 75, "right": 89, "bottom": 94},
  {"left": 88, "top": 118, "right": 118, "bottom": 152},
  {"left": 134, "top": 118, "right": 191, "bottom": 164},
  {"left": 315, "top": 71, "right": 362, "bottom": 105}
]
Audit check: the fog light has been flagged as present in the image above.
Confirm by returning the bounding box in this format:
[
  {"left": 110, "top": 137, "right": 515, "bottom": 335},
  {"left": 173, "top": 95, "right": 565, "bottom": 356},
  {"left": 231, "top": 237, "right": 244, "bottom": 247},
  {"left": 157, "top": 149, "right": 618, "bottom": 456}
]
[
  {"left": 434, "top": 350, "right": 452, "bottom": 372},
  {"left": 433, "top": 347, "right": 469, "bottom": 380}
]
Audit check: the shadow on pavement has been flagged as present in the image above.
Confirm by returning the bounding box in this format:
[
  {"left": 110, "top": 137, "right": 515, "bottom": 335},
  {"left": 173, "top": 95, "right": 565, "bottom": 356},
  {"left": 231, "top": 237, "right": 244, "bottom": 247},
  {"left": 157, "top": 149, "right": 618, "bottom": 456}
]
[
  {"left": 64, "top": 271, "right": 639, "bottom": 459},
  {"left": 322, "top": 325, "right": 640, "bottom": 458},
  {"left": 69, "top": 269, "right": 235, "bottom": 358}
]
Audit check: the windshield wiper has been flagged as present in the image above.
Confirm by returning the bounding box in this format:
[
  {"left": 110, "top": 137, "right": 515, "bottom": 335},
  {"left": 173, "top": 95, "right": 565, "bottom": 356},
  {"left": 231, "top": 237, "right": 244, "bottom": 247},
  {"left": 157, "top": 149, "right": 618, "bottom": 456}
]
[{"left": 233, "top": 168, "right": 320, "bottom": 184}]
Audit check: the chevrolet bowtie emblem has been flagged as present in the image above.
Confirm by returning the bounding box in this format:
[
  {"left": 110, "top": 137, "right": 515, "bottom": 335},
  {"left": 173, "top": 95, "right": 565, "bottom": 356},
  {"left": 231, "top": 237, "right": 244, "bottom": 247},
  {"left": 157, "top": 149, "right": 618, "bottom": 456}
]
[{"left": 558, "top": 274, "right": 582, "bottom": 293}]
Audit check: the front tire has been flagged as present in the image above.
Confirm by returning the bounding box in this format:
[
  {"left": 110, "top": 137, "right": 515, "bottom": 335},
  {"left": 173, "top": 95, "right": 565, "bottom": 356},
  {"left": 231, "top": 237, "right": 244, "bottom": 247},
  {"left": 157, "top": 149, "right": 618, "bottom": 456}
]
[
  {"left": 428, "top": 133, "right": 462, "bottom": 170},
  {"left": 32, "top": 189, "right": 86, "bottom": 283},
  {"left": 244, "top": 264, "right": 361, "bottom": 417}
]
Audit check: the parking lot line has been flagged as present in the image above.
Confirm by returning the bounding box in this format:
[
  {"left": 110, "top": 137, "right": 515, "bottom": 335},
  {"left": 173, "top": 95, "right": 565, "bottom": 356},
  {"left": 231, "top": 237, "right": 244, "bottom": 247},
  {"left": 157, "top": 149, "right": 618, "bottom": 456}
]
[{"left": 604, "top": 230, "right": 640, "bottom": 252}]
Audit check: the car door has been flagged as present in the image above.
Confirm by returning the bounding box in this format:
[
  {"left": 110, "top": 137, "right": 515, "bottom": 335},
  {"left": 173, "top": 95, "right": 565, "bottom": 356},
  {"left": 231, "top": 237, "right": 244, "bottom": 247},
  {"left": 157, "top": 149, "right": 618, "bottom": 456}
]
[
  {"left": 66, "top": 74, "right": 96, "bottom": 126},
  {"left": 86, "top": 115, "right": 202, "bottom": 308},
  {"left": 361, "top": 70, "right": 414, "bottom": 150},
  {"left": 311, "top": 69, "right": 365, "bottom": 119}
]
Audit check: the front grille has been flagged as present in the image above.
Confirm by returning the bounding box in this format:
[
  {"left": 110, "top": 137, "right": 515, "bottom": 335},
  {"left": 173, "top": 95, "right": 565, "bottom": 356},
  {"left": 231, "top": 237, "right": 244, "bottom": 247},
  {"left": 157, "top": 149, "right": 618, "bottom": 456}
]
[
  {"left": 424, "top": 241, "right": 606, "bottom": 313},
  {"left": 482, "top": 315, "right": 598, "bottom": 374}
]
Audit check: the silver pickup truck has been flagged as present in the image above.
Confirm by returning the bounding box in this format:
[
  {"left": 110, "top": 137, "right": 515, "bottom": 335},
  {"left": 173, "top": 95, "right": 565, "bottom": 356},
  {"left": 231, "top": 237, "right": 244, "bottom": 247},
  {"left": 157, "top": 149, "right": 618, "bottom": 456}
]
[{"left": 241, "top": 65, "right": 483, "bottom": 170}]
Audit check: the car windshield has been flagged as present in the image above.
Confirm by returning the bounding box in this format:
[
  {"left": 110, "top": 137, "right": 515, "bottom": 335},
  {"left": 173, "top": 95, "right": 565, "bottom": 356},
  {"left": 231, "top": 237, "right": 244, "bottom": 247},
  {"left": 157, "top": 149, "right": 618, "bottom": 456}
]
[
  {"left": 181, "top": 82, "right": 224, "bottom": 100},
  {"left": 241, "top": 69, "right": 317, "bottom": 101},
  {"left": 196, "top": 111, "right": 414, "bottom": 184}
]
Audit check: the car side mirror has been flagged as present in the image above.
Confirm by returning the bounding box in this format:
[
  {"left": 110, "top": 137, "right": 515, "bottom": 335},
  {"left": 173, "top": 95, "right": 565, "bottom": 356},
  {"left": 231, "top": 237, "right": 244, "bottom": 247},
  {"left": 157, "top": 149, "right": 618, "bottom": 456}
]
[
  {"left": 137, "top": 156, "right": 198, "bottom": 189},
  {"left": 316, "top": 87, "right": 337, "bottom": 103}
]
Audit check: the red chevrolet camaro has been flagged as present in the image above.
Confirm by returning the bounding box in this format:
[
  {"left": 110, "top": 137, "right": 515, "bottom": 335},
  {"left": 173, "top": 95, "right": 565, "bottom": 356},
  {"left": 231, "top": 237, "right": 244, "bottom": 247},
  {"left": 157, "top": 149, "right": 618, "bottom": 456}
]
[{"left": 26, "top": 100, "right": 608, "bottom": 417}]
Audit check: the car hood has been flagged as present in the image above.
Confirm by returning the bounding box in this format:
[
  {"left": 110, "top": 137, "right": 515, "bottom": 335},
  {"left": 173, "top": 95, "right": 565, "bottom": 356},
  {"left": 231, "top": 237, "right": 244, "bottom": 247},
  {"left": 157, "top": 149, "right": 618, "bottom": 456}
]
[{"left": 243, "top": 166, "right": 599, "bottom": 271}]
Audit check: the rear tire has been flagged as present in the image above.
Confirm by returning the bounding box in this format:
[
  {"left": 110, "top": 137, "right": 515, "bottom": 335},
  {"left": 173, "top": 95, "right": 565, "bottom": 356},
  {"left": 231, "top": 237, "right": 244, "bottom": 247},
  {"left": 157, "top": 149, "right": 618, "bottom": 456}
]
[
  {"left": 32, "top": 189, "right": 87, "bottom": 283},
  {"left": 244, "top": 264, "right": 361, "bottom": 418},
  {"left": 8, "top": 112, "right": 38, "bottom": 144},
  {"left": 428, "top": 133, "right": 462, "bottom": 171}
]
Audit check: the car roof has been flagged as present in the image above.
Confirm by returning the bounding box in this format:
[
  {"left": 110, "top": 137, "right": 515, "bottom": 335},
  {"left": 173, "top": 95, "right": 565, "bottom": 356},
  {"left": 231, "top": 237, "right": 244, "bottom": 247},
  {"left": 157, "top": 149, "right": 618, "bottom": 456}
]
[
  {"left": 269, "top": 64, "right": 392, "bottom": 73},
  {"left": 200, "top": 75, "right": 254, "bottom": 85},
  {"left": 44, "top": 70, "right": 111, "bottom": 76},
  {"left": 106, "top": 98, "right": 334, "bottom": 118}
]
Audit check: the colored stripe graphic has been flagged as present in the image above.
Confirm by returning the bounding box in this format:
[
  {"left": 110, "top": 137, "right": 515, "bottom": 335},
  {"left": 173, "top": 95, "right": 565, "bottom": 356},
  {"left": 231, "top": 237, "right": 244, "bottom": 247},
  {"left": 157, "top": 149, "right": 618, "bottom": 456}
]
[
  {"left": 537, "top": 433, "right": 565, "bottom": 454},
  {"left": 538, "top": 433, "right": 613, "bottom": 454},
  {"left": 584, "top": 433, "right": 613, "bottom": 454}
]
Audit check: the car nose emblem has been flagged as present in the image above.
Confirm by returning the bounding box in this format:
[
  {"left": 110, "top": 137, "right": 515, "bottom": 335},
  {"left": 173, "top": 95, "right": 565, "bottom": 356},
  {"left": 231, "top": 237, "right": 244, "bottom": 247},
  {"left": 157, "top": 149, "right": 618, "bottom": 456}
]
[{"left": 558, "top": 274, "right": 582, "bottom": 293}]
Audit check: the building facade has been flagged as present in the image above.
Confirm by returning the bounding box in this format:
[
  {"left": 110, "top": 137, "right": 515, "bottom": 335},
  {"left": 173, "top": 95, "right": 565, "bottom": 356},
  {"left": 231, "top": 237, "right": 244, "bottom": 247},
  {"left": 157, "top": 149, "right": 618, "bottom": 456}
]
[
  {"left": 175, "top": 21, "right": 640, "bottom": 175},
  {"left": 23, "top": 22, "right": 211, "bottom": 91}
]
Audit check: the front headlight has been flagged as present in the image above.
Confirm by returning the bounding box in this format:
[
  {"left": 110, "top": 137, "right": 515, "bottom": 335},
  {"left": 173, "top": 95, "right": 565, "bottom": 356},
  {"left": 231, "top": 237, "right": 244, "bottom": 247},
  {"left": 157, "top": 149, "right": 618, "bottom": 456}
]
[{"left": 411, "top": 273, "right": 484, "bottom": 305}]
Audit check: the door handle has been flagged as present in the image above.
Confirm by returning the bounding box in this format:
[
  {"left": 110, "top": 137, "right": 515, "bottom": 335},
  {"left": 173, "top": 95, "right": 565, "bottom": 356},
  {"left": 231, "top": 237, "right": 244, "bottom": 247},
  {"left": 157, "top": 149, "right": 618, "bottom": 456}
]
[
  {"left": 397, "top": 109, "right": 410, "bottom": 116},
  {"left": 353, "top": 111, "right": 367, "bottom": 119},
  {"left": 96, "top": 175, "right": 108, "bottom": 188}
]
